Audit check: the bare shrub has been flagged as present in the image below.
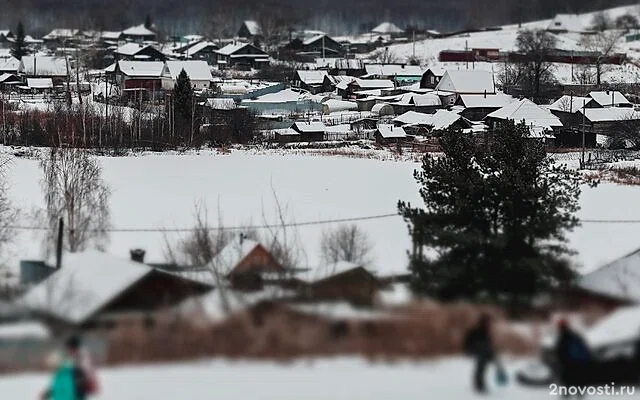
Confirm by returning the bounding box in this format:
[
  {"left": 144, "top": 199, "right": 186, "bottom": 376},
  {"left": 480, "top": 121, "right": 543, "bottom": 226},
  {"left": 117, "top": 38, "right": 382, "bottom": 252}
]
[{"left": 320, "top": 224, "right": 373, "bottom": 266}]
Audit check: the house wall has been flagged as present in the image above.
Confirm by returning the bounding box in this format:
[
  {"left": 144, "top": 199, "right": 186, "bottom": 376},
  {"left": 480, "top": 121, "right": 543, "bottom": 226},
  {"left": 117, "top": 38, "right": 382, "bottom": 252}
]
[{"left": 306, "top": 269, "right": 380, "bottom": 305}]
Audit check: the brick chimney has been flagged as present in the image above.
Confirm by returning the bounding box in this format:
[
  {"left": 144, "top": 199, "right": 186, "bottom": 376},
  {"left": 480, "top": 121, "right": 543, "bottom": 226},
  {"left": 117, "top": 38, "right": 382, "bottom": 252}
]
[{"left": 130, "top": 248, "right": 146, "bottom": 263}]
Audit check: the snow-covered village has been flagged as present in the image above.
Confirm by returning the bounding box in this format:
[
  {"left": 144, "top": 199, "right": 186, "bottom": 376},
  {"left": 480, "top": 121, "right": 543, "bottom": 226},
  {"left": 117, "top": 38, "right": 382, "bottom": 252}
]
[{"left": 2, "top": 0, "right": 640, "bottom": 398}]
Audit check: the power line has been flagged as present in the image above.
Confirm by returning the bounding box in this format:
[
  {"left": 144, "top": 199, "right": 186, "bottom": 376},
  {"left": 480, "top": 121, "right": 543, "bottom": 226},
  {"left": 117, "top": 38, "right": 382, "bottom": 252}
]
[
  {"left": 8, "top": 213, "right": 401, "bottom": 233},
  {"left": 7, "top": 215, "right": 640, "bottom": 233}
]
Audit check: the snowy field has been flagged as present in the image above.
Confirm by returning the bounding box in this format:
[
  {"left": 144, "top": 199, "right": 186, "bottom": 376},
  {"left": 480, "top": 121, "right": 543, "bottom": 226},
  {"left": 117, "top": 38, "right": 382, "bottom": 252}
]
[
  {"left": 1, "top": 149, "right": 639, "bottom": 277},
  {"left": 0, "top": 357, "right": 635, "bottom": 399}
]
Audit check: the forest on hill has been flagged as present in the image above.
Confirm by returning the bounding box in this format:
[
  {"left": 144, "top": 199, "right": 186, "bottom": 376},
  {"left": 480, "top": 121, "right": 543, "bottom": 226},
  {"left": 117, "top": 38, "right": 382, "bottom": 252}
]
[{"left": 0, "top": 0, "right": 636, "bottom": 36}]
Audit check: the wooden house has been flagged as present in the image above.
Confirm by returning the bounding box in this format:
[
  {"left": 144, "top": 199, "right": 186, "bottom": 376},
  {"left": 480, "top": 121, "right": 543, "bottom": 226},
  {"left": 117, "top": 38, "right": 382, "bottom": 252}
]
[
  {"left": 165, "top": 60, "right": 213, "bottom": 91},
  {"left": 456, "top": 92, "right": 516, "bottom": 121},
  {"left": 297, "top": 34, "right": 344, "bottom": 58},
  {"left": 210, "top": 236, "right": 285, "bottom": 291},
  {"left": 420, "top": 68, "right": 445, "bottom": 89},
  {"left": 18, "top": 56, "right": 68, "bottom": 85},
  {"left": 114, "top": 43, "right": 166, "bottom": 61},
  {"left": 294, "top": 70, "right": 333, "bottom": 94},
  {"left": 18, "top": 250, "right": 212, "bottom": 332},
  {"left": 302, "top": 262, "right": 382, "bottom": 305},
  {"left": 375, "top": 124, "right": 407, "bottom": 144},
  {"left": 113, "top": 60, "right": 171, "bottom": 101},
  {"left": 291, "top": 121, "right": 326, "bottom": 141},
  {"left": 435, "top": 70, "right": 496, "bottom": 97},
  {"left": 122, "top": 24, "right": 157, "bottom": 42},
  {"left": 216, "top": 43, "right": 269, "bottom": 70},
  {"left": 185, "top": 41, "right": 220, "bottom": 65}
]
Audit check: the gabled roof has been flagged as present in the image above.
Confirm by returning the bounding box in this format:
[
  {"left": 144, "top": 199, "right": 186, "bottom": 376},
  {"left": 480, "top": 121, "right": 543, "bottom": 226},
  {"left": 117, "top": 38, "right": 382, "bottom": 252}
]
[
  {"left": 20, "top": 56, "right": 67, "bottom": 76},
  {"left": 209, "top": 237, "right": 283, "bottom": 275},
  {"left": 579, "top": 107, "right": 640, "bottom": 123},
  {"left": 165, "top": 60, "right": 213, "bottom": 82},
  {"left": 394, "top": 110, "right": 462, "bottom": 129},
  {"left": 0, "top": 57, "right": 20, "bottom": 72},
  {"left": 436, "top": 70, "right": 495, "bottom": 94},
  {"left": 394, "top": 110, "right": 432, "bottom": 125},
  {"left": 487, "top": 98, "right": 562, "bottom": 130},
  {"left": 115, "top": 43, "right": 151, "bottom": 56},
  {"left": 395, "top": 92, "right": 441, "bottom": 106},
  {"left": 217, "top": 42, "right": 267, "bottom": 57},
  {"left": 186, "top": 41, "right": 218, "bottom": 55},
  {"left": 122, "top": 24, "right": 155, "bottom": 37},
  {"left": 377, "top": 124, "right": 406, "bottom": 138},
  {"left": 0, "top": 73, "right": 19, "bottom": 83},
  {"left": 588, "top": 91, "right": 631, "bottom": 107},
  {"left": 117, "top": 60, "right": 168, "bottom": 78},
  {"left": 242, "top": 20, "right": 262, "bottom": 36},
  {"left": 424, "top": 67, "right": 446, "bottom": 77},
  {"left": 19, "top": 251, "right": 157, "bottom": 324},
  {"left": 101, "top": 31, "right": 123, "bottom": 40},
  {"left": 43, "top": 29, "right": 80, "bottom": 40},
  {"left": 296, "top": 70, "right": 328, "bottom": 85},
  {"left": 458, "top": 92, "right": 516, "bottom": 109},
  {"left": 371, "top": 22, "right": 403, "bottom": 34},
  {"left": 548, "top": 95, "right": 591, "bottom": 113},
  {"left": 577, "top": 248, "right": 640, "bottom": 303}
]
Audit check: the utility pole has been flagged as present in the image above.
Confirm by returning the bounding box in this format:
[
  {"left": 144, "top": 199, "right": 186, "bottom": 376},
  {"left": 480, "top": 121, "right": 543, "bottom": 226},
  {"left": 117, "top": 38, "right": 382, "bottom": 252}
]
[
  {"left": 412, "top": 28, "right": 416, "bottom": 59},
  {"left": 55, "top": 217, "right": 64, "bottom": 270},
  {"left": 581, "top": 99, "right": 586, "bottom": 168},
  {"left": 465, "top": 40, "right": 469, "bottom": 70}
]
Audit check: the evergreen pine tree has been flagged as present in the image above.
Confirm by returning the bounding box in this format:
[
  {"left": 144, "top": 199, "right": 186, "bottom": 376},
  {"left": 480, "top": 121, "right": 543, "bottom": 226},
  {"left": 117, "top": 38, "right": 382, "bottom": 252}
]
[
  {"left": 173, "top": 69, "right": 194, "bottom": 142},
  {"left": 398, "top": 121, "right": 589, "bottom": 309},
  {"left": 145, "top": 15, "right": 153, "bottom": 30},
  {"left": 11, "top": 21, "right": 27, "bottom": 60}
]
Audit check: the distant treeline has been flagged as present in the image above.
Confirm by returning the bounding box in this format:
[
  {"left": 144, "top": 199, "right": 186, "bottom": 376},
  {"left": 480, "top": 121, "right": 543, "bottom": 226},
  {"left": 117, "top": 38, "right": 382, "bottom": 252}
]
[{"left": 0, "top": 0, "right": 637, "bottom": 37}]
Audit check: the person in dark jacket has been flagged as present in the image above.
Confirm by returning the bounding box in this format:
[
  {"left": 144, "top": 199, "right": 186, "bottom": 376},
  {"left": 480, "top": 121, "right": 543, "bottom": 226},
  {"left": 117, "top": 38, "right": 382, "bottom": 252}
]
[
  {"left": 464, "top": 314, "right": 496, "bottom": 393},
  {"left": 554, "top": 319, "right": 591, "bottom": 397}
]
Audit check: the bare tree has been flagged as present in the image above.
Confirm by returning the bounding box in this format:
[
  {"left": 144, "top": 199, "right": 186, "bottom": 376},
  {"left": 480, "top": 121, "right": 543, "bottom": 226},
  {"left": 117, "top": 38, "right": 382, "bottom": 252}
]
[
  {"left": 368, "top": 47, "right": 399, "bottom": 64},
  {"left": 320, "top": 224, "right": 373, "bottom": 266},
  {"left": 591, "top": 11, "right": 612, "bottom": 32},
  {"left": 40, "top": 148, "right": 111, "bottom": 253},
  {"left": 515, "top": 29, "right": 557, "bottom": 101},
  {"left": 0, "top": 157, "right": 17, "bottom": 270},
  {"left": 615, "top": 13, "right": 639, "bottom": 33},
  {"left": 580, "top": 30, "right": 623, "bottom": 86}
]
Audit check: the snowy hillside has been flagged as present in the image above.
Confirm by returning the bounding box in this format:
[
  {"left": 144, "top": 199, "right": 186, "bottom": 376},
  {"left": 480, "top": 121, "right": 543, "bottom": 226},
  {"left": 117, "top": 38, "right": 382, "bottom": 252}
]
[{"left": 2, "top": 149, "right": 640, "bottom": 278}]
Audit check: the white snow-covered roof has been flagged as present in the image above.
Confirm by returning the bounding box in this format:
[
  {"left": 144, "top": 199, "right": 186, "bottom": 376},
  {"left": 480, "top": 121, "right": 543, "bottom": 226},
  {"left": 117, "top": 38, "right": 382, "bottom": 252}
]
[
  {"left": 243, "top": 20, "right": 262, "bottom": 36},
  {"left": 117, "top": 60, "right": 167, "bottom": 78},
  {"left": 395, "top": 92, "right": 441, "bottom": 106},
  {"left": 394, "top": 110, "right": 432, "bottom": 125},
  {"left": 26, "top": 78, "right": 53, "bottom": 89},
  {"left": 394, "top": 109, "right": 461, "bottom": 130},
  {"left": 436, "top": 70, "right": 495, "bottom": 94},
  {"left": 271, "top": 128, "right": 300, "bottom": 136},
  {"left": 487, "top": 98, "right": 562, "bottom": 130},
  {"left": 297, "top": 70, "right": 328, "bottom": 85},
  {"left": 352, "top": 78, "right": 394, "bottom": 89},
  {"left": 186, "top": 41, "right": 218, "bottom": 55},
  {"left": 320, "top": 261, "right": 364, "bottom": 278},
  {"left": 43, "top": 29, "right": 79, "bottom": 40},
  {"left": 0, "top": 73, "right": 18, "bottom": 83},
  {"left": 0, "top": 321, "right": 50, "bottom": 340},
  {"left": 425, "top": 67, "right": 446, "bottom": 77},
  {"left": 303, "top": 34, "right": 330, "bottom": 46},
  {"left": 20, "top": 56, "right": 67, "bottom": 76},
  {"left": 588, "top": 91, "right": 631, "bottom": 107},
  {"left": 584, "top": 306, "right": 640, "bottom": 348},
  {"left": 364, "top": 64, "right": 423, "bottom": 77},
  {"left": 19, "top": 251, "right": 156, "bottom": 324},
  {"left": 579, "top": 107, "right": 640, "bottom": 123},
  {"left": 101, "top": 31, "right": 123, "bottom": 40},
  {"left": 325, "top": 124, "right": 352, "bottom": 134},
  {"left": 548, "top": 95, "right": 591, "bottom": 113},
  {"left": 577, "top": 248, "right": 640, "bottom": 303},
  {"left": 0, "top": 57, "right": 19, "bottom": 72},
  {"left": 429, "top": 109, "right": 463, "bottom": 130},
  {"left": 115, "top": 43, "right": 149, "bottom": 56},
  {"left": 547, "top": 14, "right": 588, "bottom": 33},
  {"left": 217, "top": 43, "right": 253, "bottom": 56},
  {"left": 371, "top": 22, "right": 404, "bottom": 34},
  {"left": 206, "top": 98, "right": 236, "bottom": 110},
  {"left": 122, "top": 24, "right": 155, "bottom": 37},
  {"left": 458, "top": 92, "right": 516, "bottom": 109},
  {"left": 377, "top": 124, "right": 407, "bottom": 138},
  {"left": 165, "top": 60, "right": 213, "bottom": 82},
  {"left": 292, "top": 121, "right": 327, "bottom": 132}
]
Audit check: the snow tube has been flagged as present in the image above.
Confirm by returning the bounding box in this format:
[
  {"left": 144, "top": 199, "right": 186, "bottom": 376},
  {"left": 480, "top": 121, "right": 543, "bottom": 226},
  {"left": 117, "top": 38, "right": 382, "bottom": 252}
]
[{"left": 515, "top": 361, "right": 555, "bottom": 387}]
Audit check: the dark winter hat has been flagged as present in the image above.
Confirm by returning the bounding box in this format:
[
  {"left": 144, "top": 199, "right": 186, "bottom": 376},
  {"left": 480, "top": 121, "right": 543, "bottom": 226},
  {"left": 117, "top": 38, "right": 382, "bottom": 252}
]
[{"left": 65, "top": 335, "right": 82, "bottom": 350}]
